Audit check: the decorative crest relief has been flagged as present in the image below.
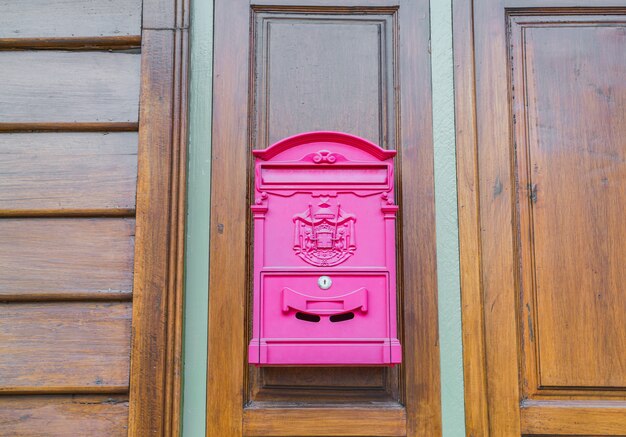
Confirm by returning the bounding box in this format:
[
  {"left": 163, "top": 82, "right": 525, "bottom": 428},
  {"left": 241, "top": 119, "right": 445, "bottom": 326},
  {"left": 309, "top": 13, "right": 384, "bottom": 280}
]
[{"left": 293, "top": 197, "right": 356, "bottom": 266}]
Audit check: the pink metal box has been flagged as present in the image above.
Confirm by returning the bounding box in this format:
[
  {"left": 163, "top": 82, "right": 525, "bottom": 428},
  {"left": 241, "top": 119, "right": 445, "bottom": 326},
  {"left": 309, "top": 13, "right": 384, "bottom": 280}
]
[{"left": 248, "top": 131, "right": 402, "bottom": 366}]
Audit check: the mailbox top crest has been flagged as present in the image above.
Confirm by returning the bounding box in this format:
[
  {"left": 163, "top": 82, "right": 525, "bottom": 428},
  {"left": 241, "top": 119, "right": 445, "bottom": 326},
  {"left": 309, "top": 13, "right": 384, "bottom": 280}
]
[{"left": 253, "top": 131, "right": 396, "bottom": 162}]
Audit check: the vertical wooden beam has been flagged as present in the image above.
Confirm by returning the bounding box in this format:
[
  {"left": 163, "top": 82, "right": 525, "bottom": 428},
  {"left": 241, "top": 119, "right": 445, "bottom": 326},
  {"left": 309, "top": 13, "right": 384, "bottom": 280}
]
[
  {"left": 129, "top": 0, "right": 189, "bottom": 435},
  {"left": 398, "top": 0, "right": 443, "bottom": 435},
  {"left": 206, "top": 1, "right": 250, "bottom": 436},
  {"left": 452, "top": 0, "right": 490, "bottom": 435}
]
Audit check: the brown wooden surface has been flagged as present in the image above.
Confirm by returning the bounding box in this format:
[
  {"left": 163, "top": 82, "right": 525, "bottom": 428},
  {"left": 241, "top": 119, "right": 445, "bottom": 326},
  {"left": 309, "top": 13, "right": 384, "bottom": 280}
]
[
  {"left": 210, "top": 1, "right": 440, "bottom": 436},
  {"left": 0, "top": 132, "right": 137, "bottom": 214},
  {"left": 0, "top": 0, "right": 141, "bottom": 39},
  {"left": 207, "top": 1, "right": 249, "bottom": 435},
  {"left": 456, "top": 2, "right": 626, "bottom": 436},
  {"left": 452, "top": 0, "right": 490, "bottom": 435},
  {"left": 0, "top": 302, "right": 131, "bottom": 393},
  {"left": 512, "top": 16, "right": 626, "bottom": 391},
  {"left": 0, "top": 0, "right": 187, "bottom": 435},
  {"left": 521, "top": 400, "right": 626, "bottom": 435},
  {"left": 0, "top": 51, "right": 140, "bottom": 124},
  {"left": 0, "top": 395, "right": 129, "bottom": 437},
  {"left": 243, "top": 406, "right": 406, "bottom": 436},
  {"left": 0, "top": 218, "right": 135, "bottom": 300},
  {"left": 253, "top": 11, "right": 396, "bottom": 149},
  {"left": 128, "top": 7, "right": 189, "bottom": 432}
]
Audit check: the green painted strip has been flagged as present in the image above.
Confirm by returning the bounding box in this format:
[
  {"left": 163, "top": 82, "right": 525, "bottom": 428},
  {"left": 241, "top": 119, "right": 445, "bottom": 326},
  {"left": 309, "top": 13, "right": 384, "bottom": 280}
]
[
  {"left": 431, "top": 0, "right": 466, "bottom": 435},
  {"left": 181, "top": 0, "right": 213, "bottom": 435}
]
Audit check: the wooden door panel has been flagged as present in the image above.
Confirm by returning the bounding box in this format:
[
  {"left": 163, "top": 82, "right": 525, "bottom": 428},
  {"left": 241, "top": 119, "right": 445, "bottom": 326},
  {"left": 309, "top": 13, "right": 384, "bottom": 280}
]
[
  {"left": 512, "top": 14, "right": 626, "bottom": 392},
  {"left": 210, "top": 1, "right": 440, "bottom": 435},
  {"left": 253, "top": 11, "right": 396, "bottom": 149},
  {"left": 249, "top": 8, "right": 399, "bottom": 404},
  {"left": 456, "top": 2, "right": 626, "bottom": 435}
]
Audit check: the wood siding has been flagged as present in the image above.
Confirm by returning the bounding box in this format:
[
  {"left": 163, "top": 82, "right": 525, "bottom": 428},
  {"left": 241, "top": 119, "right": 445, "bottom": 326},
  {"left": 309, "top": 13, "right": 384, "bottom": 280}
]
[{"left": 0, "top": 0, "right": 188, "bottom": 435}]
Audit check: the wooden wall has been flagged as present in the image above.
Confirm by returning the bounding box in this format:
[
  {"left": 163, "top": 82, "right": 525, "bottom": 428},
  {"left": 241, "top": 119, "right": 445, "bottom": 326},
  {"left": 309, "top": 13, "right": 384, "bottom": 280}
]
[
  {"left": 0, "top": 2, "right": 141, "bottom": 435},
  {"left": 0, "top": 1, "right": 188, "bottom": 435}
]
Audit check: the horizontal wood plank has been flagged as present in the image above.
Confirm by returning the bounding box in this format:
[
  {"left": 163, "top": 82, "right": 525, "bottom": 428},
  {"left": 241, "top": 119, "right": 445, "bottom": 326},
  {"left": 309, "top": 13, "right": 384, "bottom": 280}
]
[
  {"left": 0, "top": 51, "right": 140, "bottom": 124},
  {"left": 0, "top": 0, "right": 141, "bottom": 39},
  {"left": 0, "top": 395, "right": 128, "bottom": 436},
  {"left": 521, "top": 400, "right": 626, "bottom": 435},
  {"left": 0, "top": 302, "right": 131, "bottom": 393},
  {"left": 243, "top": 406, "right": 406, "bottom": 436},
  {"left": 0, "top": 218, "right": 135, "bottom": 300},
  {"left": 0, "top": 132, "right": 137, "bottom": 213}
]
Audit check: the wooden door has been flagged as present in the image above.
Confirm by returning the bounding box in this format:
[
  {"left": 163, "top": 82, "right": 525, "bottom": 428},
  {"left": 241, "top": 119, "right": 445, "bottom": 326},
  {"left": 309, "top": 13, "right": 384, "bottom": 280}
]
[
  {"left": 455, "top": 1, "right": 626, "bottom": 435},
  {"left": 208, "top": 1, "right": 441, "bottom": 436}
]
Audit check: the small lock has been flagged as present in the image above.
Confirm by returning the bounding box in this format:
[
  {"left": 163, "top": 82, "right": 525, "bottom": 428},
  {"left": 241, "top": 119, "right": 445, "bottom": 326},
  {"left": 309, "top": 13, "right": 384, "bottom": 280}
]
[{"left": 317, "top": 275, "right": 332, "bottom": 290}]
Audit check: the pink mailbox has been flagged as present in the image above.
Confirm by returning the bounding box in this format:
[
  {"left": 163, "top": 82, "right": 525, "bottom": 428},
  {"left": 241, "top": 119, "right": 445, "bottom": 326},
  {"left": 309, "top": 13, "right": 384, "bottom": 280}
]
[{"left": 249, "top": 131, "right": 402, "bottom": 366}]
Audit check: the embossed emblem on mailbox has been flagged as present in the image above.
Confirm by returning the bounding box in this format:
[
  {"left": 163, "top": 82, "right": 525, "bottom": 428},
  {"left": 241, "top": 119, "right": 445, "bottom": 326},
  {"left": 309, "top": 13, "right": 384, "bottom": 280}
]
[
  {"left": 249, "top": 131, "right": 402, "bottom": 366},
  {"left": 293, "top": 198, "right": 356, "bottom": 267}
]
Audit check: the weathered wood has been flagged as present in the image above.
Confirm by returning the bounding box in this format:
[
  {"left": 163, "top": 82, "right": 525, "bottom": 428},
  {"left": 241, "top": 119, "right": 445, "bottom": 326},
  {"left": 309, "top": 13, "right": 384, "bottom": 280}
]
[
  {"left": 452, "top": 0, "right": 490, "bottom": 435},
  {"left": 0, "top": 132, "right": 137, "bottom": 214},
  {"left": 456, "top": 2, "right": 626, "bottom": 435},
  {"left": 207, "top": 2, "right": 249, "bottom": 435},
  {"left": 0, "top": 218, "right": 135, "bottom": 300},
  {"left": 0, "top": 51, "right": 140, "bottom": 124},
  {"left": 513, "top": 18, "right": 626, "bottom": 390},
  {"left": 0, "top": 302, "right": 131, "bottom": 392},
  {"left": 128, "top": 25, "right": 189, "bottom": 437},
  {"left": 243, "top": 406, "right": 406, "bottom": 436},
  {"left": 0, "top": 0, "right": 141, "bottom": 39},
  {"left": 0, "top": 395, "right": 129, "bottom": 436},
  {"left": 521, "top": 400, "right": 626, "bottom": 435},
  {"left": 396, "top": 1, "right": 442, "bottom": 435}
]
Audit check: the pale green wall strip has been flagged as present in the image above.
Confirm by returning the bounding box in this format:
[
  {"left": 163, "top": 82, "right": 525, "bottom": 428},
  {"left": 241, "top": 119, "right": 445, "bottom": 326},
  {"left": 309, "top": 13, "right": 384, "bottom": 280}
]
[
  {"left": 181, "top": 0, "right": 213, "bottom": 435},
  {"left": 430, "top": 0, "right": 466, "bottom": 435}
]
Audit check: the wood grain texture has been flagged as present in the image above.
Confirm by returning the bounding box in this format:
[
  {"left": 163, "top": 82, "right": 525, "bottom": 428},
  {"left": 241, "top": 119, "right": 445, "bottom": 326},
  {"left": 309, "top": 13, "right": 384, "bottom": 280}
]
[
  {"left": 452, "top": 0, "right": 490, "bottom": 435},
  {"left": 128, "top": 22, "right": 189, "bottom": 436},
  {"left": 207, "top": 1, "right": 249, "bottom": 435},
  {"left": 0, "top": 51, "right": 140, "bottom": 124},
  {"left": 243, "top": 406, "right": 406, "bottom": 436},
  {"left": 397, "top": 0, "right": 443, "bottom": 434},
  {"left": 0, "top": 218, "right": 135, "bottom": 300},
  {"left": 0, "top": 0, "right": 141, "bottom": 39},
  {"left": 512, "top": 17, "right": 626, "bottom": 390},
  {"left": 253, "top": 12, "right": 396, "bottom": 149},
  {"left": 456, "top": 3, "right": 626, "bottom": 436},
  {"left": 0, "top": 395, "right": 129, "bottom": 437},
  {"left": 472, "top": 0, "right": 522, "bottom": 435},
  {"left": 0, "top": 132, "right": 137, "bottom": 214},
  {"left": 0, "top": 302, "right": 131, "bottom": 393},
  {"left": 521, "top": 400, "right": 626, "bottom": 435}
]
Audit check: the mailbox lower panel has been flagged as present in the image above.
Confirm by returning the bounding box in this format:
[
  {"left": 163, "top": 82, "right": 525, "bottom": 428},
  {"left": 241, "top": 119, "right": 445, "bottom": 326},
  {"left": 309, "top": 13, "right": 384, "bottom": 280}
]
[{"left": 250, "top": 271, "right": 401, "bottom": 366}]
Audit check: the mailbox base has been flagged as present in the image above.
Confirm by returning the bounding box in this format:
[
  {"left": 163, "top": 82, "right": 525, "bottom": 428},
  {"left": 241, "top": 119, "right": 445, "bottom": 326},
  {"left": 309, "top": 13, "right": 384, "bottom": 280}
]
[{"left": 248, "top": 338, "right": 401, "bottom": 366}]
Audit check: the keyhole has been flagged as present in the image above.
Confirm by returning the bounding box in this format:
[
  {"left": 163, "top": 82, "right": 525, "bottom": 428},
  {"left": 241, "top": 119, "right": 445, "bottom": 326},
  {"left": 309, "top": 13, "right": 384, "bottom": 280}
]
[{"left": 318, "top": 275, "right": 332, "bottom": 290}]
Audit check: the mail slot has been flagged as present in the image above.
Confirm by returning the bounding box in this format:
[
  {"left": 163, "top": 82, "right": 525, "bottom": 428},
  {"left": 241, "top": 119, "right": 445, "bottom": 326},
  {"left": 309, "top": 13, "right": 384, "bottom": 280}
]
[{"left": 248, "top": 131, "right": 402, "bottom": 366}]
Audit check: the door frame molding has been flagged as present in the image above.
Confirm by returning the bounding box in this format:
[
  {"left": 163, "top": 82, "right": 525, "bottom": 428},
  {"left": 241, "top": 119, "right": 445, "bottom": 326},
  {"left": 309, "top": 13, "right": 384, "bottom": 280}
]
[
  {"left": 208, "top": 1, "right": 441, "bottom": 436},
  {"left": 128, "top": 0, "right": 189, "bottom": 435}
]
